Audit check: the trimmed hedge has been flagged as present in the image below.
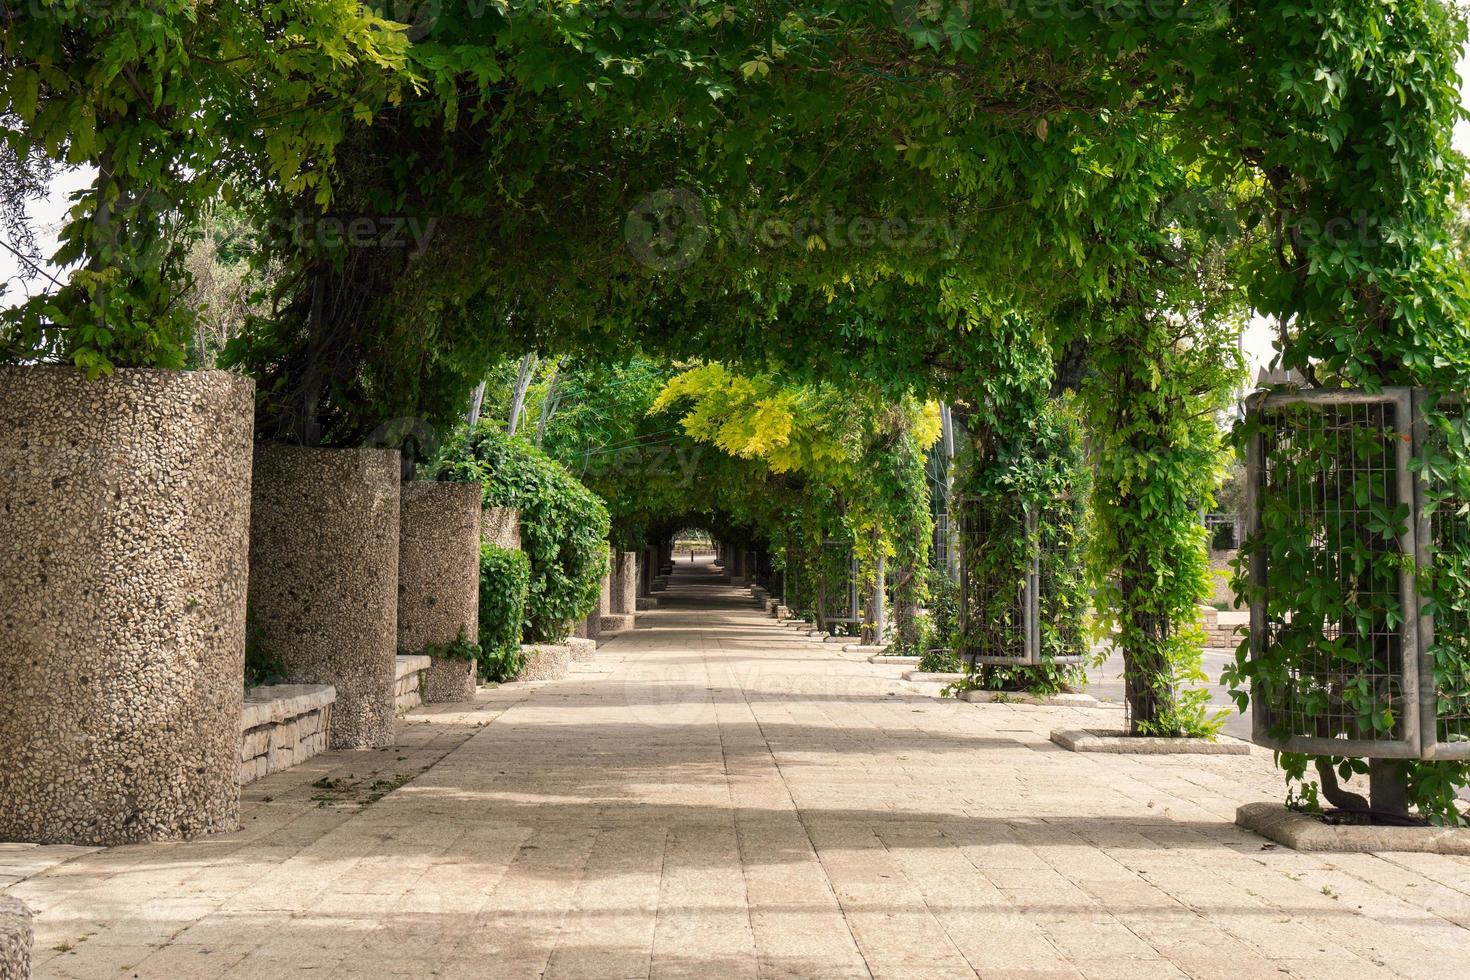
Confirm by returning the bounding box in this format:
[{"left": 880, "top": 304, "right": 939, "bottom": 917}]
[
  {"left": 478, "top": 543, "right": 531, "bottom": 682},
  {"left": 438, "top": 425, "right": 610, "bottom": 642}
]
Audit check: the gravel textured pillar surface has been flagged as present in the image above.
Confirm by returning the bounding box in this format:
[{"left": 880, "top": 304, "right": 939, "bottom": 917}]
[
  {"left": 599, "top": 545, "right": 614, "bottom": 616},
  {"left": 0, "top": 367, "right": 253, "bottom": 845},
  {"left": 614, "top": 551, "right": 639, "bottom": 614},
  {"left": 481, "top": 506, "right": 521, "bottom": 550},
  {"left": 640, "top": 547, "right": 655, "bottom": 596},
  {"left": 398, "top": 481, "right": 481, "bottom": 703},
  {"left": 249, "top": 445, "right": 400, "bottom": 749},
  {"left": 0, "top": 894, "right": 31, "bottom": 979}
]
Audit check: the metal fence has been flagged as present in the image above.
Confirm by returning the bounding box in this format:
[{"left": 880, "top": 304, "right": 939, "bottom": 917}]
[
  {"left": 1245, "top": 388, "right": 1470, "bottom": 760},
  {"left": 932, "top": 511, "right": 952, "bottom": 575},
  {"left": 1415, "top": 392, "right": 1470, "bottom": 758},
  {"left": 956, "top": 494, "right": 1085, "bottom": 668},
  {"left": 818, "top": 537, "right": 860, "bottom": 634}
]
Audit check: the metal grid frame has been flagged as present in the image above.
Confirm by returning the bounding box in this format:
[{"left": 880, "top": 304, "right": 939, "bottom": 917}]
[
  {"left": 1412, "top": 391, "right": 1470, "bottom": 760},
  {"left": 1246, "top": 388, "right": 1423, "bottom": 758},
  {"left": 1204, "top": 512, "right": 1239, "bottom": 551},
  {"left": 818, "top": 537, "right": 860, "bottom": 633},
  {"left": 956, "top": 494, "right": 1085, "bottom": 669},
  {"left": 932, "top": 510, "right": 953, "bottom": 576}
]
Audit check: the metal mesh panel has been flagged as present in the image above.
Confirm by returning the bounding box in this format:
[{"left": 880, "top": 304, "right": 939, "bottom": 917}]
[
  {"left": 1036, "top": 493, "right": 1087, "bottom": 666},
  {"left": 957, "top": 495, "right": 1030, "bottom": 665},
  {"left": 1204, "top": 513, "right": 1239, "bottom": 550},
  {"left": 932, "top": 511, "right": 951, "bottom": 573},
  {"left": 1414, "top": 392, "right": 1470, "bottom": 759},
  {"left": 818, "top": 538, "right": 859, "bottom": 630},
  {"left": 1247, "top": 390, "right": 1420, "bottom": 757},
  {"left": 957, "top": 493, "right": 1087, "bottom": 669}
]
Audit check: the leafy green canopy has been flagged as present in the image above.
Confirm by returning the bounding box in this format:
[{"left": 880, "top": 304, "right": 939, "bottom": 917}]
[
  {"left": 652, "top": 362, "right": 938, "bottom": 639},
  {"left": 517, "top": 356, "right": 802, "bottom": 554},
  {"left": 436, "top": 424, "right": 610, "bottom": 643},
  {"left": 0, "top": 0, "right": 408, "bottom": 372}
]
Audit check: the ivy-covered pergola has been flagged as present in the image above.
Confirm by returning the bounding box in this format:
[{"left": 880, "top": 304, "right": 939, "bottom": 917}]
[{"left": 4, "top": 0, "right": 1470, "bottom": 825}]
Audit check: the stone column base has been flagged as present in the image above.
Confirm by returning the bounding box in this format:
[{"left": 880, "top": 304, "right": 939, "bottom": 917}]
[
  {"left": 516, "top": 644, "right": 571, "bottom": 681},
  {"left": 421, "top": 657, "right": 477, "bottom": 703}
]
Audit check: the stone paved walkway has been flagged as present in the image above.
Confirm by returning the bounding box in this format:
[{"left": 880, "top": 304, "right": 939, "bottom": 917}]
[{"left": 8, "top": 558, "right": 1470, "bottom": 979}]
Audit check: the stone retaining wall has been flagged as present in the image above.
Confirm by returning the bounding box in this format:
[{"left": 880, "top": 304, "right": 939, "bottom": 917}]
[
  {"left": 398, "top": 482, "right": 481, "bottom": 703},
  {"left": 0, "top": 367, "right": 253, "bottom": 845},
  {"left": 240, "top": 685, "right": 336, "bottom": 785},
  {"left": 0, "top": 894, "right": 31, "bottom": 980},
  {"left": 249, "top": 445, "right": 400, "bottom": 750},
  {"left": 394, "top": 655, "right": 431, "bottom": 713}
]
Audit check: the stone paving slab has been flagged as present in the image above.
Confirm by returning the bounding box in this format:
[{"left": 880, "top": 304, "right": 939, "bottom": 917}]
[{"left": 5, "top": 557, "right": 1470, "bottom": 979}]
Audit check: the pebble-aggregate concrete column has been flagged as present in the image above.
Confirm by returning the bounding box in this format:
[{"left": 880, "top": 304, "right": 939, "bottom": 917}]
[
  {"left": 398, "top": 482, "right": 482, "bottom": 703},
  {"left": 0, "top": 368, "right": 253, "bottom": 844},
  {"left": 613, "top": 551, "right": 639, "bottom": 614},
  {"left": 249, "top": 445, "right": 400, "bottom": 750}
]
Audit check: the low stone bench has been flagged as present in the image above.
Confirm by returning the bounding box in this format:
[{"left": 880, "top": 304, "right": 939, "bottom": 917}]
[
  {"left": 0, "top": 894, "right": 31, "bottom": 980},
  {"left": 394, "top": 655, "right": 432, "bottom": 714},
  {"left": 515, "top": 644, "right": 571, "bottom": 681},
  {"left": 240, "top": 684, "right": 337, "bottom": 785}
]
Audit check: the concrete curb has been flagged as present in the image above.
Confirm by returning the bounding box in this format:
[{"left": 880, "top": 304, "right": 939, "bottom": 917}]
[
  {"left": 1049, "top": 727, "right": 1248, "bottom": 754},
  {"left": 960, "top": 691, "right": 1098, "bottom": 707},
  {"left": 1235, "top": 802, "right": 1470, "bottom": 854}
]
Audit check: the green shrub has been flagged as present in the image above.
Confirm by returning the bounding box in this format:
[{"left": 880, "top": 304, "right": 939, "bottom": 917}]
[
  {"left": 478, "top": 543, "right": 531, "bottom": 682},
  {"left": 437, "top": 425, "right": 611, "bottom": 642}
]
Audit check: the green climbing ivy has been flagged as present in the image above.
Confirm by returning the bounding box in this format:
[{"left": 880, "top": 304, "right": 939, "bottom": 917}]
[
  {"left": 477, "top": 543, "right": 531, "bottom": 683},
  {"left": 436, "top": 424, "right": 609, "bottom": 643}
]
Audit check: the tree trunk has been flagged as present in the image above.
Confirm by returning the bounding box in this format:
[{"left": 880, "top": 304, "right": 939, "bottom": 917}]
[
  {"left": 467, "top": 381, "right": 486, "bottom": 430},
  {"left": 506, "top": 352, "right": 537, "bottom": 436},
  {"left": 534, "top": 360, "right": 564, "bottom": 446},
  {"left": 893, "top": 522, "right": 924, "bottom": 654},
  {"left": 1120, "top": 551, "right": 1180, "bottom": 734}
]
